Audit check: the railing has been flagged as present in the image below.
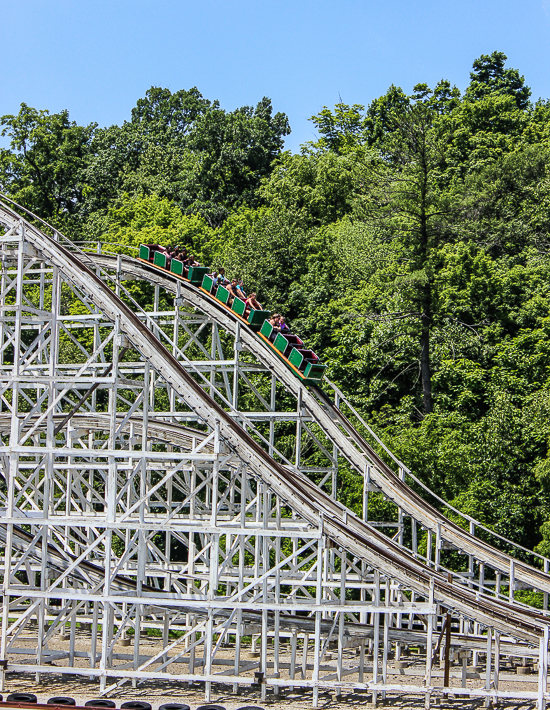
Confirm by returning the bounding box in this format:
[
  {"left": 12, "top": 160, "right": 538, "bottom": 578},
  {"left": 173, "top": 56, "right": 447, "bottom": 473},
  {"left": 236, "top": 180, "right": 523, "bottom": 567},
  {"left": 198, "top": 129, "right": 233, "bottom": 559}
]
[
  {"left": 326, "top": 377, "right": 550, "bottom": 579},
  {"left": 73, "top": 240, "right": 140, "bottom": 258}
]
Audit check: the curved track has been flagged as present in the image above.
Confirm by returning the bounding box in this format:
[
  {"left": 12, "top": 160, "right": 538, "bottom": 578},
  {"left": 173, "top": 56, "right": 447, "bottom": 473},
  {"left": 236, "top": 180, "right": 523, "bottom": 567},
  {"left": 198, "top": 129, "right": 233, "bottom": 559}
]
[
  {"left": 0, "top": 201, "right": 547, "bottom": 648},
  {"left": 0, "top": 413, "right": 210, "bottom": 450},
  {"left": 0, "top": 415, "right": 211, "bottom": 592}
]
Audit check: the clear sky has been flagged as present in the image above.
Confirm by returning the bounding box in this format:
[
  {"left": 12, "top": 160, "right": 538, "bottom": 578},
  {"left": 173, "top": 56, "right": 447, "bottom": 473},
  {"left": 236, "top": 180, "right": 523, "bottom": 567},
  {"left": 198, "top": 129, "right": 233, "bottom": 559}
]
[{"left": 1, "top": 0, "right": 549, "bottom": 153}]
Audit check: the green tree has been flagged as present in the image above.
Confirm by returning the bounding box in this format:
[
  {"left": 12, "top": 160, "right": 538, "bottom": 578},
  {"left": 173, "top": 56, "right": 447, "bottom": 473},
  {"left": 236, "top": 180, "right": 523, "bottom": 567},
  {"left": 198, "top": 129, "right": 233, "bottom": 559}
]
[
  {"left": 465, "top": 51, "right": 531, "bottom": 110},
  {"left": 361, "top": 84, "right": 410, "bottom": 146},
  {"left": 460, "top": 143, "right": 550, "bottom": 257},
  {"left": 309, "top": 102, "right": 369, "bottom": 154},
  {"left": 259, "top": 148, "right": 368, "bottom": 228},
  {"left": 83, "top": 91, "right": 290, "bottom": 228},
  {"left": 130, "top": 86, "right": 213, "bottom": 139},
  {"left": 81, "top": 87, "right": 213, "bottom": 216},
  {"left": 223, "top": 207, "right": 311, "bottom": 313},
  {"left": 179, "top": 97, "right": 290, "bottom": 227},
  {"left": 0, "top": 103, "right": 95, "bottom": 227},
  {"left": 84, "top": 192, "right": 215, "bottom": 264},
  {"left": 354, "top": 87, "right": 456, "bottom": 413}
]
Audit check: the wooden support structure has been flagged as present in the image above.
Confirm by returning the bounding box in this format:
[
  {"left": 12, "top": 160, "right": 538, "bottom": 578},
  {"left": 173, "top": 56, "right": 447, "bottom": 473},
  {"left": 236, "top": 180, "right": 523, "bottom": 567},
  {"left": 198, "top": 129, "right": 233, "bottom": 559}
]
[{"left": 0, "top": 200, "right": 548, "bottom": 707}]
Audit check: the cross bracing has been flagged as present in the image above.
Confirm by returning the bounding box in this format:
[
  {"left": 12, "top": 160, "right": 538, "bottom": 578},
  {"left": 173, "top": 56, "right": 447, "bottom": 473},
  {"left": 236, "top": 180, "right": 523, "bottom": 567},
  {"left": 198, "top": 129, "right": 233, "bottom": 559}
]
[{"left": 0, "top": 199, "right": 550, "bottom": 707}]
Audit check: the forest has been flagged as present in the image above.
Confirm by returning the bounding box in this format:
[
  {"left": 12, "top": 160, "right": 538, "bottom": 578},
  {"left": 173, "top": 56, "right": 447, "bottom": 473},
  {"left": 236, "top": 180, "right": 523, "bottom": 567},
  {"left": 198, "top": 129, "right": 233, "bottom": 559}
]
[{"left": 3, "top": 51, "right": 550, "bottom": 559}]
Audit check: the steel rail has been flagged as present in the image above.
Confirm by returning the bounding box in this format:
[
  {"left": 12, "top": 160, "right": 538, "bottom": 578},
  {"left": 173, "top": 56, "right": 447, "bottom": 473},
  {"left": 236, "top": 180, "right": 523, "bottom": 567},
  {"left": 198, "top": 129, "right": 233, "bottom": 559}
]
[
  {"left": 89, "top": 251, "right": 550, "bottom": 600},
  {"left": 0, "top": 203, "right": 547, "bottom": 645}
]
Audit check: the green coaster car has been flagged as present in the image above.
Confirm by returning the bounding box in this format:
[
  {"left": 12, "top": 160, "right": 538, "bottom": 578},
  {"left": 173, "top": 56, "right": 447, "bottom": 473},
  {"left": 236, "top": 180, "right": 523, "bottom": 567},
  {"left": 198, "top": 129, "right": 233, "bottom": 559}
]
[
  {"left": 247, "top": 309, "right": 270, "bottom": 330},
  {"left": 274, "top": 332, "right": 304, "bottom": 358},
  {"left": 260, "top": 319, "right": 275, "bottom": 340},
  {"left": 140, "top": 245, "right": 326, "bottom": 383},
  {"left": 259, "top": 321, "right": 325, "bottom": 383},
  {"left": 289, "top": 347, "right": 327, "bottom": 380}
]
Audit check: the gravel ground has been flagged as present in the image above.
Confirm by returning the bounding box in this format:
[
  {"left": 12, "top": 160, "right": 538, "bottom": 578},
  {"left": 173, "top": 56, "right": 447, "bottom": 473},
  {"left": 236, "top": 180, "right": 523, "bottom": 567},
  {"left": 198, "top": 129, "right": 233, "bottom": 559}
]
[
  {"left": 2, "top": 635, "right": 541, "bottom": 710},
  {"left": 0, "top": 677, "right": 539, "bottom": 710}
]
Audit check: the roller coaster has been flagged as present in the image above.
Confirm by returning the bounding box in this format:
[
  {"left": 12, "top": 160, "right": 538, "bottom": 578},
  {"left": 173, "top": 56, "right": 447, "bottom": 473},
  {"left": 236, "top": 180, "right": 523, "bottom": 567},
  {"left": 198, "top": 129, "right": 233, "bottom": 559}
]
[{"left": 1, "top": 196, "right": 550, "bottom": 708}]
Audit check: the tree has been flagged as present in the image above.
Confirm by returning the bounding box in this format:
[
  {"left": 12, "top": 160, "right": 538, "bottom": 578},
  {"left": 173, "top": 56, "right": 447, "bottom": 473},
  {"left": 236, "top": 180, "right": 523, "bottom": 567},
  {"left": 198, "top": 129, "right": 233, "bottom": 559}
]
[
  {"left": 88, "top": 192, "right": 213, "bottom": 260},
  {"left": 82, "top": 91, "right": 290, "bottom": 228},
  {"left": 258, "top": 148, "right": 368, "bottom": 228},
  {"left": 363, "top": 85, "right": 410, "bottom": 146},
  {"left": 130, "top": 86, "right": 213, "bottom": 139},
  {"left": 465, "top": 51, "right": 531, "bottom": 110},
  {"left": 0, "top": 103, "right": 95, "bottom": 227},
  {"left": 353, "top": 88, "right": 455, "bottom": 414},
  {"left": 309, "top": 103, "right": 369, "bottom": 154},
  {"left": 179, "top": 97, "right": 290, "bottom": 227},
  {"left": 81, "top": 87, "right": 213, "bottom": 217},
  {"left": 223, "top": 208, "right": 311, "bottom": 313},
  {"left": 308, "top": 86, "right": 411, "bottom": 152},
  {"left": 460, "top": 143, "right": 550, "bottom": 257}
]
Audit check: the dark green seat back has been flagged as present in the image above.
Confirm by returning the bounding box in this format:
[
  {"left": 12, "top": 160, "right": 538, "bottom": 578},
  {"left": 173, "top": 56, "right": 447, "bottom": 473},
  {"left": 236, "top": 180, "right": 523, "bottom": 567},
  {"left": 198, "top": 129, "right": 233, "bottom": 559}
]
[
  {"left": 216, "top": 285, "right": 230, "bottom": 304},
  {"left": 171, "top": 259, "right": 184, "bottom": 276},
  {"left": 289, "top": 348, "right": 304, "bottom": 369},
  {"left": 202, "top": 274, "right": 214, "bottom": 291},
  {"left": 274, "top": 333, "right": 289, "bottom": 355},
  {"left": 248, "top": 310, "right": 270, "bottom": 329},
  {"left": 154, "top": 251, "right": 167, "bottom": 268},
  {"left": 304, "top": 362, "right": 326, "bottom": 380},
  {"left": 260, "top": 320, "right": 273, "bottom": 339},
  {"left": 232, "top": 298, "right": 246, "bottom": 316}
]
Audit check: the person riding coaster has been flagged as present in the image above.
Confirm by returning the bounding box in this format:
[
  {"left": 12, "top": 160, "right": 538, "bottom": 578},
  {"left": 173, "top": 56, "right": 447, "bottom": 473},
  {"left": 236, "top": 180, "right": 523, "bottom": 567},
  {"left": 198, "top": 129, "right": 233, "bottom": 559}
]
[
  {"left": 245, "top": 292, "right": 262, "bottom": 317},
  {"left": 226, "top": 279, "right": 241, "bottom": 305},
  {"left": 138, "top": 242, "right": 326, "bottom": 383},
  {"left": 267, "top": 313, "right": 281, "bottom": 340}
]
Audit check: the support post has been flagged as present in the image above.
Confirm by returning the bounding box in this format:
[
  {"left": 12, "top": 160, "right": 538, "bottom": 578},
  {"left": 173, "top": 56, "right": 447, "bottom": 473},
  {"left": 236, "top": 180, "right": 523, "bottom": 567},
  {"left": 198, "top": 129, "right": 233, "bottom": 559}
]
[{"left": 538, "top": 626, "right": 549, "bottom": 710}]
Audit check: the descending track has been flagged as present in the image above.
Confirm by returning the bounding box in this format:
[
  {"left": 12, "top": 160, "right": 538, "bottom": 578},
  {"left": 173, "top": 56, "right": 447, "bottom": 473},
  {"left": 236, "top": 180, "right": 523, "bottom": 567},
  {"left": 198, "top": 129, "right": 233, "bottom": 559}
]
[
  {"left": 0, "top": 201, "right": 548, "bottom": 650},
  {"left": 90, "top": 251, "right": 550, "bottom": 600}
]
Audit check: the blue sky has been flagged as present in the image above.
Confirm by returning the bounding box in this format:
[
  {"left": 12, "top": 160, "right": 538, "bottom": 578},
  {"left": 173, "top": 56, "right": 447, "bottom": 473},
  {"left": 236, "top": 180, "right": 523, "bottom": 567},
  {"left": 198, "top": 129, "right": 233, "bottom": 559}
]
[{"left": 1, "top": 0, "right": 550, "bottom": 153}]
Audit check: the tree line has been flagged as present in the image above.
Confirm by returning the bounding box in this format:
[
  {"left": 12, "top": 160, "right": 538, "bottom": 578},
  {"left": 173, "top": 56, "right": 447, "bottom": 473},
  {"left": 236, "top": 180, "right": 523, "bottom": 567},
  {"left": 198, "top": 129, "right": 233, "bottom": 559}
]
[{"left": 3, "top": 51, "right": 550, "bottom": 561}]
